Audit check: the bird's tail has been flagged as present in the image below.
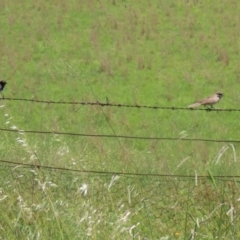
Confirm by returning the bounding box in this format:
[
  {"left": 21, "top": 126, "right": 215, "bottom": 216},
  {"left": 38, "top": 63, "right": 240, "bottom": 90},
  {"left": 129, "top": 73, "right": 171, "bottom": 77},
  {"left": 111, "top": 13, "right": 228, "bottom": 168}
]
[{"left": 188, "top": 102, "right": 202, "bottom": 108}]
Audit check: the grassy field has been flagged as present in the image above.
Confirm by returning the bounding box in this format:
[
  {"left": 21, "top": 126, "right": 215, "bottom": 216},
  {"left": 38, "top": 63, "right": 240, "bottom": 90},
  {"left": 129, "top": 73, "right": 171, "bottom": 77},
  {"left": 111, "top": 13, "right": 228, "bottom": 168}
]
[{"left": 1, "top": 0, "right": 240, "bottom": 239}]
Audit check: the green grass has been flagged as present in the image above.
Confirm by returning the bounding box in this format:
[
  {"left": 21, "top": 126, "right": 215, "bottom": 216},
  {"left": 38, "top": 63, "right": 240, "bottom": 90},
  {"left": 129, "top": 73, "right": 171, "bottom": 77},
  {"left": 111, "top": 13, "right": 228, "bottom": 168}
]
[{"left": 1, "top": 0, "right": 240, "bottom": 238}]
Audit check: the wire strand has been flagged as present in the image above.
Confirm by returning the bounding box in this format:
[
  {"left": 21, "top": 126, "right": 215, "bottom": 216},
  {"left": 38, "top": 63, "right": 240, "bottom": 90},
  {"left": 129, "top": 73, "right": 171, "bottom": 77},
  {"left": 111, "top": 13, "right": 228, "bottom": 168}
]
[
  {"left": 1, "top": 159, "right": 240, "bottom": 178},
  {"left": 1, "top": 97, "right": 239, "bottom": 112},
  {"left": 0, "top": 128, "right": 239, "bottom": 143}
]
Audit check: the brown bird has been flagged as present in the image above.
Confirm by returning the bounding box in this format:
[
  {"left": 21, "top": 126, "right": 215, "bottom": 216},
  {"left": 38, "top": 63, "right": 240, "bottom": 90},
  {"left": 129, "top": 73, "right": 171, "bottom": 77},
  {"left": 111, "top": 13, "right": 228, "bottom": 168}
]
[{"left": 188, "top": 92, "right": 224, "bottom": 108}]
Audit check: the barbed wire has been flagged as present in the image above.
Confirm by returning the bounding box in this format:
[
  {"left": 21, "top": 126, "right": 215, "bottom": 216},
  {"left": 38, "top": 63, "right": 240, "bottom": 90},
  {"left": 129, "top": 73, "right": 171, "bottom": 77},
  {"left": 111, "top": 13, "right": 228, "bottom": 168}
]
[
  {"left": 0, "top": 127, "right": 239, "bottom": 143},
  {"left": 1, "top": 97, "right": 239, "bottom": 111},
  {"left": 1, "top": 159, "right": 240, "bottom": 179}
]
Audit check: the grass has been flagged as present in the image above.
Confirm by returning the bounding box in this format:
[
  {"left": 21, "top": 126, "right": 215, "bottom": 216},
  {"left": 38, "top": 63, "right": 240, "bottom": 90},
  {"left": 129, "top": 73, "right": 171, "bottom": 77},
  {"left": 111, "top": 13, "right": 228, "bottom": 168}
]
[{"left": 1, "top": 0, "right": 240, "bottom": 238}]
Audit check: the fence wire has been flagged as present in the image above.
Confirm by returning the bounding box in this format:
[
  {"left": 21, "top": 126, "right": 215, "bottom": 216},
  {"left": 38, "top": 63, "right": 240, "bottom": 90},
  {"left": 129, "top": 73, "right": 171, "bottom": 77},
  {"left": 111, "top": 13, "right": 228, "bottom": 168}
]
[
  {"left": 1, "top": 127, "right": 240, "bottom": 144},
  {"left": 0, "top": 162, "right": 240, "bottom": 239},
  {"left": 2, "top": 97, "right": 240, "bottom": 112}
]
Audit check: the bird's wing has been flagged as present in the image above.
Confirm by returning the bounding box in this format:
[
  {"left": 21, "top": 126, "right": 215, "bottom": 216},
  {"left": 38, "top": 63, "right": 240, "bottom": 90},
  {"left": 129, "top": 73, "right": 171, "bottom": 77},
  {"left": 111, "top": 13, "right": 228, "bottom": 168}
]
[{"left": 199, "top": 95, "right": 216, "bottom": 105}]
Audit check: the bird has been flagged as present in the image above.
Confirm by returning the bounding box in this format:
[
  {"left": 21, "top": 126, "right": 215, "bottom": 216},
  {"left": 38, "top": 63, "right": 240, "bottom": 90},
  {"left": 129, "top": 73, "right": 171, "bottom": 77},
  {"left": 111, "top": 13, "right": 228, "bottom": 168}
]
[
  {"left": 0, "top": 81, "right": 7, "bottom": 98},
  {"left": 188, "top": 92, "right": 224, "bottom": 108}
]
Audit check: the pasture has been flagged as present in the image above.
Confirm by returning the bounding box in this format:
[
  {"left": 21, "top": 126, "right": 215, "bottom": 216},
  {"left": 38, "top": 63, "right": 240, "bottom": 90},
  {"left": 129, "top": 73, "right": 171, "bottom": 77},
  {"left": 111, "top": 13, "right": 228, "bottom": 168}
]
[{"left": 0, "top": 0, "right": 240, "bottom": 239}]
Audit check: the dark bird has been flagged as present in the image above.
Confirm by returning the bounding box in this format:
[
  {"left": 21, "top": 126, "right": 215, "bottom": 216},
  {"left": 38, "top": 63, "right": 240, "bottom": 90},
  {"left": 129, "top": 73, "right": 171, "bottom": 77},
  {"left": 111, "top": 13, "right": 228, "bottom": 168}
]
[
  {"left": 188, "top": 92, "right": 224, "bottom": 108},
  {"left": 0, "top": 81, "right": 7, "bottom": 98}
]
